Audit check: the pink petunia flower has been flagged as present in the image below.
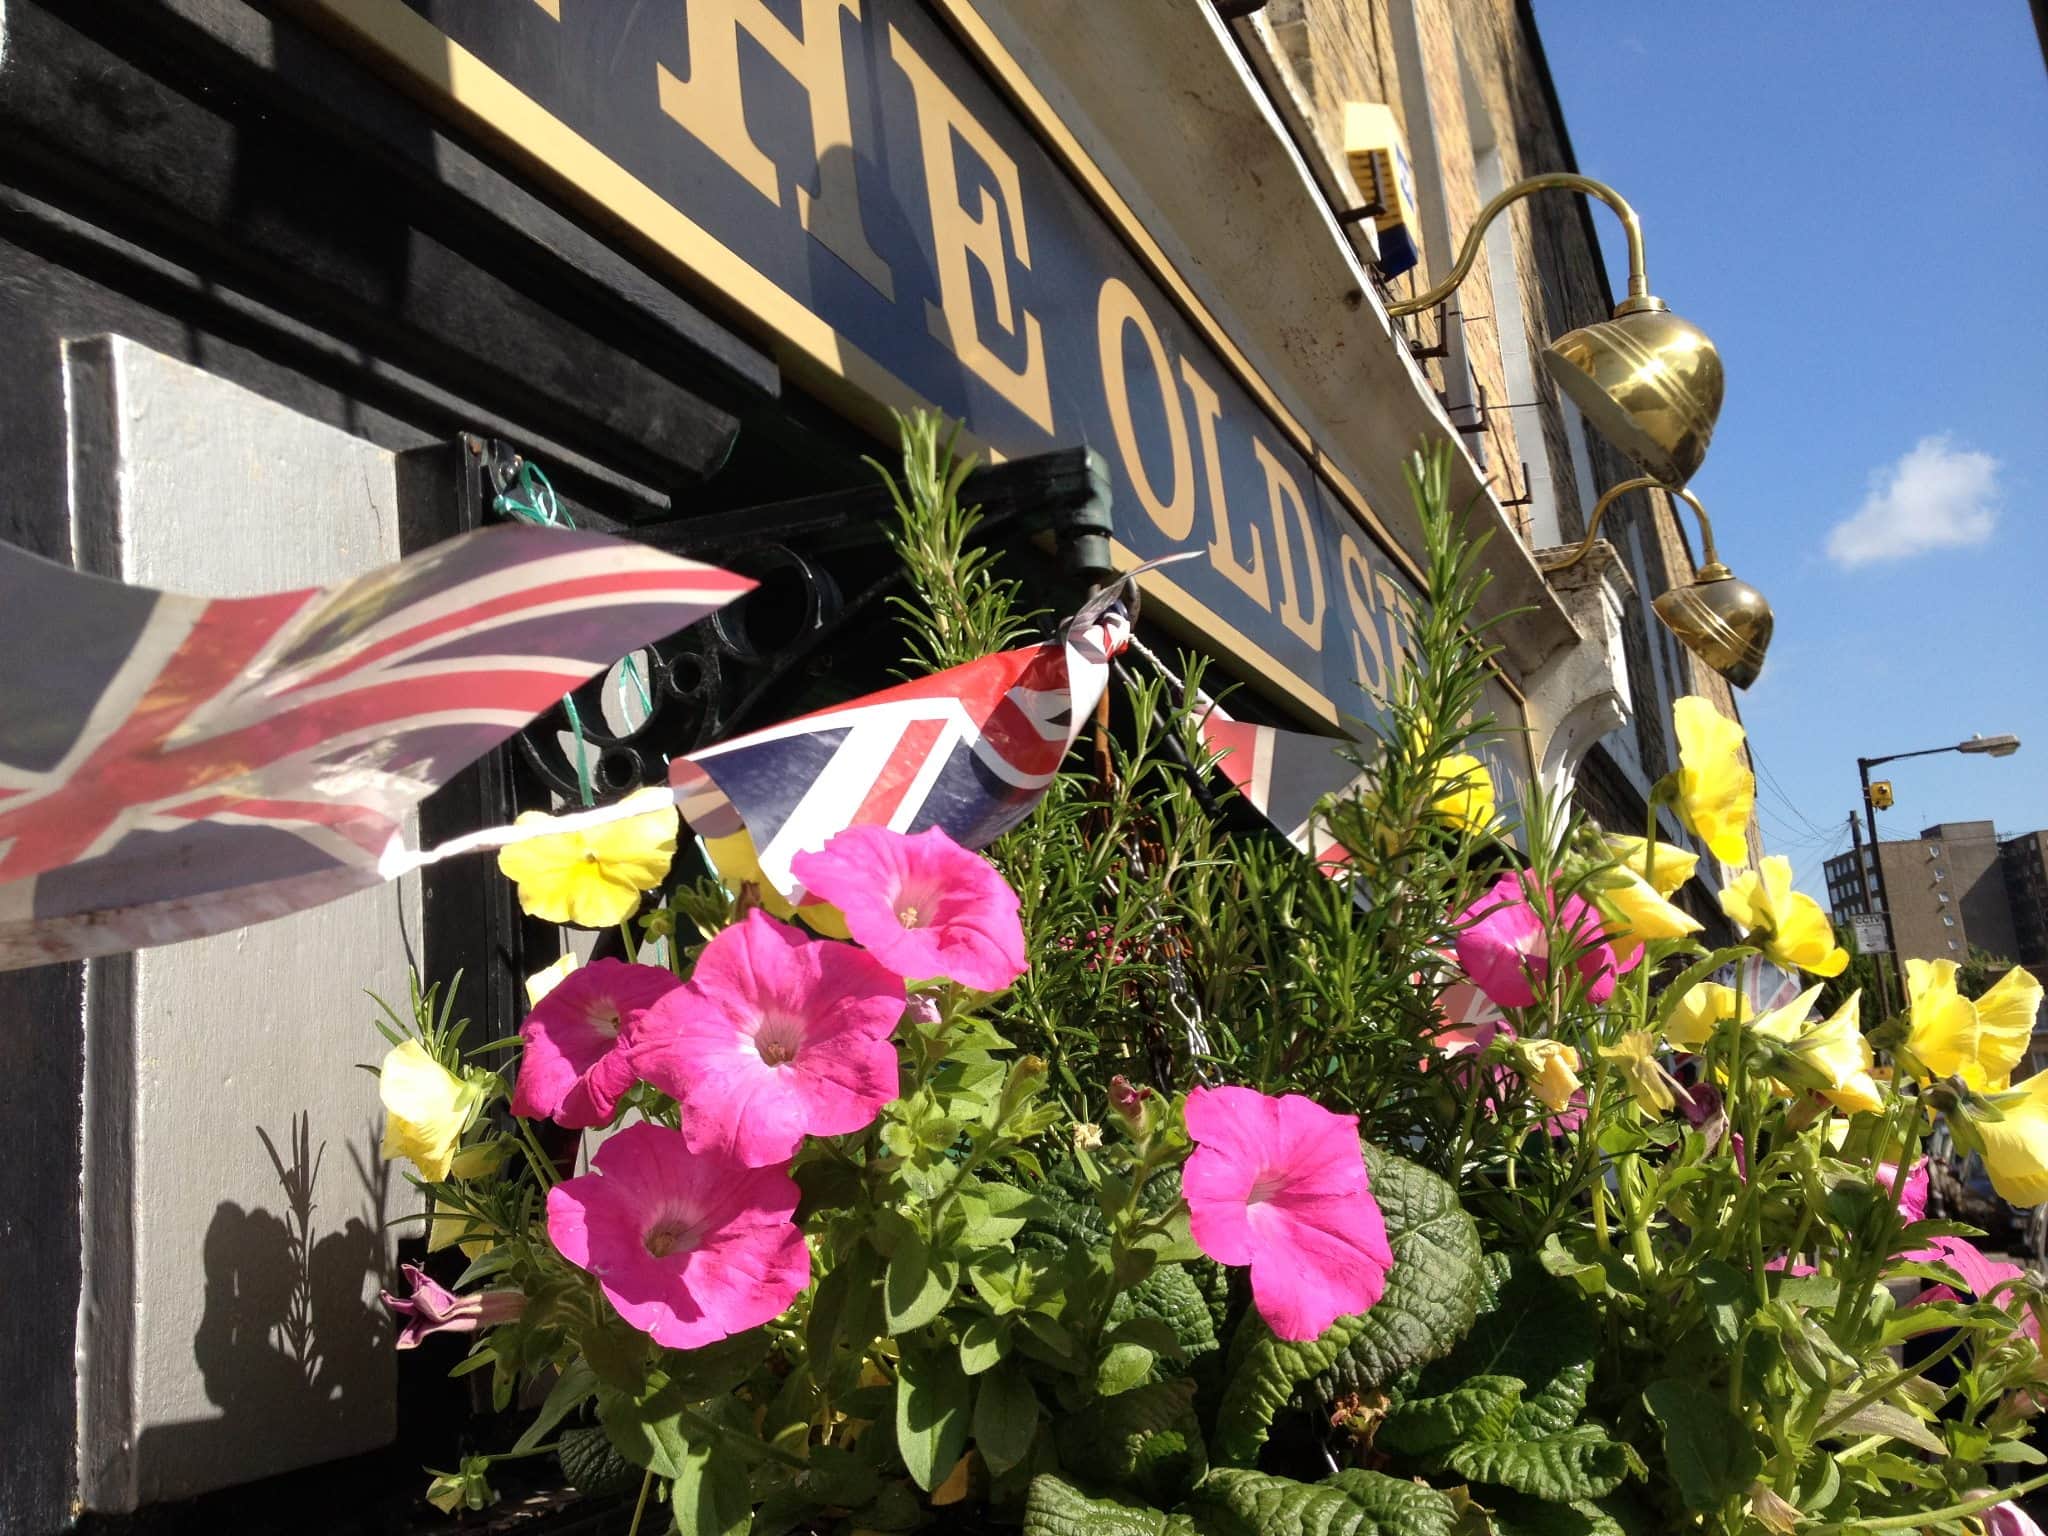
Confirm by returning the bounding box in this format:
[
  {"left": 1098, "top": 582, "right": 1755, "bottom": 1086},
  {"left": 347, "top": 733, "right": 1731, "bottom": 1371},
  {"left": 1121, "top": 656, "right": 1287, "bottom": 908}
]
[
  {"left": 1182, "top": 1085, "right": 1394, "bottom": 1341},
  {"left": 1985, "top": 1501, "right": 2048, "bottom": 1536},
  {"left": 381, "top": 1263, "right": 525, "bottom": 1349},
  {"left": 634, "top": 909, "right": 905, "bottom": 1167},
  {"left": 544, "top": 1122, "right": 810, "bottom": 1349},
  {"left": 512, "top": 959, "right": 682, "bottom": 1129},
  {"left": 1904, "top": 1231, "right": 2035, "bottom": 1338},
  {"left": 1453, "top": 872, "right": 1637, "bottom": 1010},
  {"left": 790, "top": 826, "right": 1026, "bottom": 993},
  {"left": 1878, "top": 1158, "right": 1931, "bottom": 1225}
]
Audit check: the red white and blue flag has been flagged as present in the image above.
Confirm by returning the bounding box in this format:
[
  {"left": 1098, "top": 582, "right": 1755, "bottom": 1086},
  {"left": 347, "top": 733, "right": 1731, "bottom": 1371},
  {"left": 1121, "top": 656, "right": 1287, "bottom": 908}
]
[
  {"left": 1194, "top": 700, "right": 1365, "bottom": 874},
  {"left": 0, "top": 527, "right": 751, "bottom": 969},
  {"left": 671, "top": 583, "right": 1134, "bottom": 909}
]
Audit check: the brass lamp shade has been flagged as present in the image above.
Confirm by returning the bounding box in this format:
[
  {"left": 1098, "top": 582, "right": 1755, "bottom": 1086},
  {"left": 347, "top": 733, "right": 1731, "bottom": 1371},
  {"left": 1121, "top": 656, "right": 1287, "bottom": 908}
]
[
  {"left": 1544, "top": 302, "right": 1725, "bottom": 488},
  {"left": 1651, "top": 565, "right": 1773, "bottom": 690}
]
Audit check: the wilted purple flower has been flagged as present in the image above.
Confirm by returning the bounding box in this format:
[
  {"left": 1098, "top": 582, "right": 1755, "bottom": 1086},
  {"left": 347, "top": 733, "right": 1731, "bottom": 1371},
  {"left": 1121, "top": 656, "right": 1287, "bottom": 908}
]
[
  {"left": 1675, "top": 1080, "right": 1723, "bottom": 1130},
  {"left": 382, "top": 1262, "right": 525, "bottom": 1350}
]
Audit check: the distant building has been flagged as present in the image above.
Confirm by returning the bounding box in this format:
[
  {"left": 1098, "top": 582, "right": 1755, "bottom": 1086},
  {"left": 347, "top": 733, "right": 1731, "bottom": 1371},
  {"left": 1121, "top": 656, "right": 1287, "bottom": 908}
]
[
  {"left": 1826, "top": 821, "right": 2048, "bottom": 1059},
  {"left": 2003, "top": 831, "right": 2048, "bottom": 975}
]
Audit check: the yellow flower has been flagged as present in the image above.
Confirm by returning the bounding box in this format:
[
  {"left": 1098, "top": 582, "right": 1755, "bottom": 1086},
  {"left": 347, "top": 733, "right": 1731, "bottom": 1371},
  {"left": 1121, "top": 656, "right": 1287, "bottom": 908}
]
[
  {"left": 447, "top": 1139, "right": 509, "bottom": 1181},
  {"left": 1594, "top": 866, "right": 1703, "bottom": 964},
  {"left": 1670, "top": 696, "right": 1754, "bottom": 866},
  {"left": 1718, "top": 856, "right": 1849, "bottom": 978},
  {"left": 1517, "top": 1038, "right": 1583, "bottom": 1113},
  {"left": 496, "top": 785, "right": 678, "bottom": 927},
  {"left": 1905, "top": 958, "right": 2043, "bottom": 1091},
  {"left": 524, "top": 952, "right": 579, "bottom": 1007},
  {"left": 1600, "top": 1031, "right": 1680, "bottom": 1115},
  {"left": 1666, "top": 981, "right": 1743, "bottom": 1050},
  {"left": 1967, "top": 1070, "right": 2048, "bottom": 1207},
  {"left": 1431, "top": 753, "right": 1497, "bottom": 836},
  {"left": 428, "top": 1203, "right": 497, "bottom": 1260},
  {"left": 1754, "top": 990, "right": 1884, "bottom": 1115},
  {"left": 1606, "top": 834, "right": 1700, "bottom": 899},
  {"left": 379, "top": 1039, "right": 480, "bottom": 1183}
]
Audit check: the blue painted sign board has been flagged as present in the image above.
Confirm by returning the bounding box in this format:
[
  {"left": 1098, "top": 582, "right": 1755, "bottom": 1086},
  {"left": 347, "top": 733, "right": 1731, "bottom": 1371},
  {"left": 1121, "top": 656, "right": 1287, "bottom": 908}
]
[{"left": 300, "top": 0, "right": 1531, "bottom": 796}]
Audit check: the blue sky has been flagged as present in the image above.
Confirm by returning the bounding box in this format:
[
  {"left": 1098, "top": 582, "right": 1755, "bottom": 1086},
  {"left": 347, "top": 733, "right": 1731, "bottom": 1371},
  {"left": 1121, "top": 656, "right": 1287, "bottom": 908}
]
[{"left": 1532, "top": 2, "right": 2048, "bottom": 898}]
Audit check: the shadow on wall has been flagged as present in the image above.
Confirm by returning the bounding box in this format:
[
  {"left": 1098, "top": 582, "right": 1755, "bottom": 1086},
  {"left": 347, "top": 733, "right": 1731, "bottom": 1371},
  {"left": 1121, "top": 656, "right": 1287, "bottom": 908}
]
[{"left": 133, "top": 1114, "right": 395, "bottom": 1501}]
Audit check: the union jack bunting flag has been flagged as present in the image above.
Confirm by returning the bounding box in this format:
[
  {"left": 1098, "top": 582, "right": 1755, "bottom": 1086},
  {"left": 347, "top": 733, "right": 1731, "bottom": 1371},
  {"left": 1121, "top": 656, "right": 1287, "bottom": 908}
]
[
  {"left": 0, "top": 527, "right": 751, "bottom": 969},
  {"left": 670, "top": 581, "right": 1136, "bottom": 911},
  {"left": 1195, "top": 700, "right": 1365, "bottom": 874}
]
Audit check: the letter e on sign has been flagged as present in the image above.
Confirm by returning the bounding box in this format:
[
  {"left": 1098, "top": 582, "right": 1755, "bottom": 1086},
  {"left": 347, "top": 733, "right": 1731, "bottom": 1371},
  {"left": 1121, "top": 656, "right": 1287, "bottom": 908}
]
[{"left": 890, "top": 24, "right": 1055, "bottom": 435}]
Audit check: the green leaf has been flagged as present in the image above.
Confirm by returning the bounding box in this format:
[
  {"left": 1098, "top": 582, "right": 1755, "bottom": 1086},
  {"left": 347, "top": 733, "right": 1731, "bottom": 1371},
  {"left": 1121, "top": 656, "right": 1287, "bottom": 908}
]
[
  {"left": 1096, "top": 1340, "right": 1157, "bottom": 1397},
  {"left": 972, "top": 1360, "right": 1041, "bottom": 1475},
  {"left": 1019, "top": 1475, "right": 1200, "bottom": 1536},
  {"left": 597, "top": 1386, "right": 688, "bottom": 1480},
  {"left": 1415, "top": 1252, "right": 1596, "bottom": 1437},
  {"left": 670, "top": 1420, "right": 753, "bottom": 1536},
  {"left": 954, "top": 1181, "right": 1050, "bottom": 1244},
  {"left": 663, "top": 1328, "right": 771, "bottom": 1401},
  {"left": 1053, "top": 1377, "right": 1208, "bottom": 1507},
  {"left": 808, "top": 1241, "right": 884, "bottom": 1383},
  {"left": 1106, "top": 1262, "right": 1222, "bottom": 1367},
  {"left": 1443, "top": 1424, "right": 1637, "bottom": 1500},
  {"left": 795, "top": 1443, "right": 880, "bottom": 1507},
  {"left": 512, "top": 1359, "right": 597, "bottom": 1454},
  {"left": 1642, "top": 1378, "right": 1763, "bottom": 1513},
  {"left": 1182, "top": 1467, "right": 1462, "bottom": 1536},
  {"left": 1213, "top": 1146, "right": 1482, "bottom": 1464},
  {"left": 959, "top": 1313, "right": 1008, "bottom": 1375},
  {"left": 884, "top": 1229, "right": 959, "bottom": 1332},
  {"left": 556, "top": 1423, "right": 639, "bottom": 1497},
  {"left": 1818, "top": 1393, "right": 1944, "bottom": 1455},
  {"left": 1483, "top": 1491, "right": 1631, "bottom": 1536},
  {"left": 897, "top": 1344, "right": 971, "bottom": 1491},
  {"left": 1692, "top": 1259, "right": 1753, "bottom": 1351},
  {"left": 1378, "top": 1374, "right": 1523, "bottom": 1457}
]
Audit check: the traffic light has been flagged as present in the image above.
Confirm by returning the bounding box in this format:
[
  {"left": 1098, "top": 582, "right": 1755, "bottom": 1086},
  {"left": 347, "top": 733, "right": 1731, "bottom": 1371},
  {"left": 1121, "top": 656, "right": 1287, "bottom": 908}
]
[{"left": 1868, "top": 780, "right": 1894, "bottom": 810}]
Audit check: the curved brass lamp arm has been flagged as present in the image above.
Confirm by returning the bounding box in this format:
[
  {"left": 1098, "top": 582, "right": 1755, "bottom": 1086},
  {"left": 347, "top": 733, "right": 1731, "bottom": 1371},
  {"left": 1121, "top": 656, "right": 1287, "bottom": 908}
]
[
  {"left": 1386, "top": 173, "right": 1648, "bottom": 318},
  {"left": 1547, "top": 476, "right": 1727, "bottom": 576}
]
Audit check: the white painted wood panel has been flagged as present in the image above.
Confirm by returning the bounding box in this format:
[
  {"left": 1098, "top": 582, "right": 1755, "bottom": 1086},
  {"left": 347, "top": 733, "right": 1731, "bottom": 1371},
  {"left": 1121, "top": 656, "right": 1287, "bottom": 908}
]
[{"left": 67, "top": 336, "right": 421, "bottom": 1509}]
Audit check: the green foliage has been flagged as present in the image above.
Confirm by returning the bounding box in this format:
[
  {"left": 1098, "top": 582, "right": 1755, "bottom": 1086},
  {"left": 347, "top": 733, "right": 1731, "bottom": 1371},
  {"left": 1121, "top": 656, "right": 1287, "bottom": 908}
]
[
  {"left": 1022, "top": 1476, "right": 1202, "bottom": 1536},
  {"left": 376, "top": 418, "right": 2048, "bottom": 1535},
  {"left": 1213, "top": 1147, "right": 1481, "bottom": 1464},
  {"left": 869, "top": 407, "right": 1038, "bottom": 673},
  {"left": 1640, "top": 1381, "right": 1762, "bottom": 1514},
  {"left": 1054, "top": 1377, "right": 1207, "bottom": 1506}
]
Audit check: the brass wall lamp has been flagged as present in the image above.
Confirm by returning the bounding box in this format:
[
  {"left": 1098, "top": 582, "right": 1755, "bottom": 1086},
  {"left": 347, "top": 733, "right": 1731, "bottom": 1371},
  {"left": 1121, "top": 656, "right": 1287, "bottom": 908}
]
[
  {"left": 1388, "top": 174, "right": 1724, "bottom": 487},
  {"left": 1547, "top": 477, "right": 1773, "bottom": 690}
]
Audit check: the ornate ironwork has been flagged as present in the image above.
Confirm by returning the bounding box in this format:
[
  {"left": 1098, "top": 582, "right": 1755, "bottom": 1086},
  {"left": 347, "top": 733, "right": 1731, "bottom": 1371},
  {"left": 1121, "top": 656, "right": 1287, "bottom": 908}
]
[{"left": 448, "top": 436, "right": 1113, "bottom": 805}]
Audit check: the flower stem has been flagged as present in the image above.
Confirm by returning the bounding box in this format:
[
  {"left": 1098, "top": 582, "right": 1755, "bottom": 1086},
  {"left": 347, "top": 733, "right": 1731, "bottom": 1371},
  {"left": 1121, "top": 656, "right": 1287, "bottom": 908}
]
[
  {"left": 1812, "top": 1471, "right": 2048, "bottom": 1531},
  {"left": 625, "top": 1468, "right": 654, "bottom": 1536},
  {"left": 515, "top": 1115, "right": 560, "bottom": 1190}
]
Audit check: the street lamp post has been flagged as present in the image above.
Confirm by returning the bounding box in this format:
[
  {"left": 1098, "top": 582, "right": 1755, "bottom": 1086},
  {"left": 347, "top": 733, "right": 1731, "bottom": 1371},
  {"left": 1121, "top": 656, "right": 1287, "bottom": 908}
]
[{"left": 1855, "top": 734, "right": 2022, "bottom": 1012}]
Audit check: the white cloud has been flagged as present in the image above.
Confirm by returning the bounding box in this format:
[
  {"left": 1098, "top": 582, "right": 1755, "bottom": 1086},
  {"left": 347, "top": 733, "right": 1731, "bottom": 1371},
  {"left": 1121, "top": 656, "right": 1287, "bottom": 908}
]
[{"left": 1825, "top": 435, "right": 2000, "bottom": 568}]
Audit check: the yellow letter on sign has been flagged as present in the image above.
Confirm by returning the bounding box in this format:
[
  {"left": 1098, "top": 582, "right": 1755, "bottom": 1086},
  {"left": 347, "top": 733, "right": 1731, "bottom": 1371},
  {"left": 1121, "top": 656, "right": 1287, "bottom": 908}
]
[
  {"left": 657, "top": 0, "right": 895, "bottom": 299},
  {"left": 1250, "top": 437, "right": 1326, "bottom": 650},
  {"left": 1097, "top": 278, "right": 1194, "bottom": 541},
  {"left": 890, "top": 25, "right": 1055, "bottom": 435}
]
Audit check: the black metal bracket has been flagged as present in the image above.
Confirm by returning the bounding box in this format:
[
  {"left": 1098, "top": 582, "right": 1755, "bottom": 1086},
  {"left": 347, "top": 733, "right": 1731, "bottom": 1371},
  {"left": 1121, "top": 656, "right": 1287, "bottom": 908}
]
[{"left": 400, "top": 434, "right": 1115, "bottom": 808}]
